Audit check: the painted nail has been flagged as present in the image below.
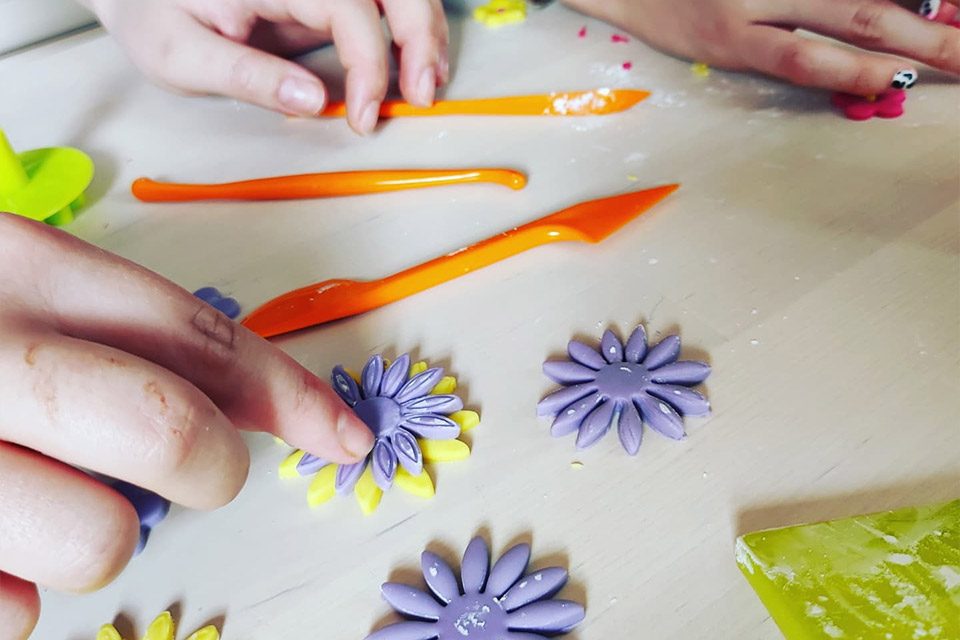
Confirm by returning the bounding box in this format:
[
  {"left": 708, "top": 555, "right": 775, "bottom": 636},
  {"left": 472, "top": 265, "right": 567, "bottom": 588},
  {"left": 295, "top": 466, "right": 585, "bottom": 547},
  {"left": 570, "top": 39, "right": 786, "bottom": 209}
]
[
  {"left": 417, "top": 67, "right": 436, "bottom": 107},
  {"left": 278, "top": 76, "right": 325, "bottom": 115},
  {"left": 891, "top": 69, "right": 918, "bottom": 89},
  {"left": 337, "top": 411, "right": 373, "bottom": 460},
  {"left": 919, "top": 0, "right": 940, "bottom": 19},
  {"left": 359, "top": 101, "right": 380, "bottom": 135}
]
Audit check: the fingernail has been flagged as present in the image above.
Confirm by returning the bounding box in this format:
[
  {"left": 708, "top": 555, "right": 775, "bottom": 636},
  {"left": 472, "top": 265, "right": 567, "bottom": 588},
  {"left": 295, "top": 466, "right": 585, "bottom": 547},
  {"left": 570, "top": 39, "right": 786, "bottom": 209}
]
[
  {"left": 358, "top": 101, "right": 380, "bottom": 135},
  {"left": 417, "top": 67, "right": 436, "bottom": 106},
  {"left": 337, "top": 412, "right": 373, "bottom": 460},
  {"left": 438, "top": 53, "right": 450, "bottom": 84},
  {"left": 891, "top": 69, "right": 918, "bottom": 89},
  {"left": 919, "top": 0, "right": 940, "bottom": 19},
  {"left": 278, "top": 76, "right": 325, "bottom": 115}
]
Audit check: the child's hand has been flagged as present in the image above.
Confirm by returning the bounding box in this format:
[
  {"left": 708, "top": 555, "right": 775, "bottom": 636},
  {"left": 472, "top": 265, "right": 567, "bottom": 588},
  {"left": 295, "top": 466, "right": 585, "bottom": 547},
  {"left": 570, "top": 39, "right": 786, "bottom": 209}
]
[
  {"left": 80, "top": 0, "right": 449, "bottom": 134},
  {"left": 0, "top": 213, "right": 374, "bottom": 639},
  {"left": 563, "top": 0, "right": 959, "bottom": 95}
]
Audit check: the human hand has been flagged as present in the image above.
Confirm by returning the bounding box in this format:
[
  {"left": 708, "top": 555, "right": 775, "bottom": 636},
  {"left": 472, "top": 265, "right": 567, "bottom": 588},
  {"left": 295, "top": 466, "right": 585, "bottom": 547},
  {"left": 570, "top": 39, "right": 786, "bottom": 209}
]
[
  {"left": 79, "top": 0, "right": 449, "bottom": 134},
  {"left": 562, "top": 0, "right": 959, "bottom": 95},
  {"left": 0, "top": 213, "right": 374, "bottom": 639}
]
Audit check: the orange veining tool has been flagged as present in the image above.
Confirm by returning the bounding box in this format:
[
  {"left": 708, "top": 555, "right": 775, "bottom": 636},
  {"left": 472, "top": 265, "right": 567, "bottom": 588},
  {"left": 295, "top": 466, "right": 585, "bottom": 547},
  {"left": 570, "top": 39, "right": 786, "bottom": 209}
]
[
  {"left": 131, "top": 169, "right": 526, "bottom": 202},
  {"left": 242, "top": 184, "right": 679, "bottom": 338},
  {"left": 318, "top": 89, "right": 650, "bottom": 118}
]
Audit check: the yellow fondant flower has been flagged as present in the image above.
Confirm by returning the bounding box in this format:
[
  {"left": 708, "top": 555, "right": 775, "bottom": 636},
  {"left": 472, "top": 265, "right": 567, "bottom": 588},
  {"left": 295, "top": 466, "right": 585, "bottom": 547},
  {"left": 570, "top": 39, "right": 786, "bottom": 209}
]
[
  {"left": 474, "top": 0, "right": 527, "bottom": 27},
  {"left": 97, "top": 612, "right": 218, "bottom": 640}
]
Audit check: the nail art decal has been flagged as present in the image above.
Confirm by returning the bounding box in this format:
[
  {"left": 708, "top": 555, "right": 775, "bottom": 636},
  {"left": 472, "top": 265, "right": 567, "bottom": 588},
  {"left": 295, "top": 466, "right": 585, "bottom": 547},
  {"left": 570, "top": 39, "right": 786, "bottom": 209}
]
[
  {"left": 919, "top": 0, "right": 940, "bottom": 19},
  {"left": 891, "top": 70, "right": 917, "bottom": 89}
]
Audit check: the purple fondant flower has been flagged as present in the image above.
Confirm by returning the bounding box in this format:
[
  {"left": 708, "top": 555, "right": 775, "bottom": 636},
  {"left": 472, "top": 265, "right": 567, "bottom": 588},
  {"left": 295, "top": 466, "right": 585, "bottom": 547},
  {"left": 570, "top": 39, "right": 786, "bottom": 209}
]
[
  {"left": 366, "top": 536, "right": 585, "bottom": 640},
  {"left": 538, "top": 325, "right": 711, "bottom": 454},
  {"left": 193, "top": 287, "right": 240, "bottom": 319}
]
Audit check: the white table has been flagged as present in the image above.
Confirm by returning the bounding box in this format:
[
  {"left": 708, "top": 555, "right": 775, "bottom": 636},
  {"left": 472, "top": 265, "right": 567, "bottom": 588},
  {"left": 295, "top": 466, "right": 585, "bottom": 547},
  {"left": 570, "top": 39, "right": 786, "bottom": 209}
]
[{"left": 2, "top": 3, "right": 958, "bottom": 639}]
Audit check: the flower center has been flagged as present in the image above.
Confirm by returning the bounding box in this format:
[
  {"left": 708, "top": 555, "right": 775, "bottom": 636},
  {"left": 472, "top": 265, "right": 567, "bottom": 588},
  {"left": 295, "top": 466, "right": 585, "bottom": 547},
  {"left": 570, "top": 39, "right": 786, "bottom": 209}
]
[
  {"left": 438, "top": 593, "right": 508, "bottom": 638},
  {"left": 353, "top": 396, "right": 401, "bottom": 437},
  {"left": 594, "top": 361, "right": 650, "bottom": 401}
]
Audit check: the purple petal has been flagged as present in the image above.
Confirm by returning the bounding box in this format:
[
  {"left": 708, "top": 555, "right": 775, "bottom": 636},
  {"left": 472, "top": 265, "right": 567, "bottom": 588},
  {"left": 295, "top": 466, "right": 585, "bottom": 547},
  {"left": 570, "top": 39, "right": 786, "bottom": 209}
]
[
  {"left": 550, "top": 391, "right": 602, "bottom": 437},
  {"left": 635, "top": 394, "right": 685, "bottom": 440},
  {"left": 461, "top": 537, "right": 490, "bottom": 594},
  {"left": 380, "top": 583, "right": 442, "bottom": 620},
  {"left": 396, "top": 368, "right": 444, "bottom": 404},
  {"left": 650, "top": 361, "right": 711, "bottom": 385},
  {"left": 381, "top": 354, "right": 411, "bottom": 398},
  {"left": 362, "top": 355, "right": 384, "bottom": 398},
  {"left": 402, "top": 394, "right": 463, "bottom": 415},
  {"left": 542, "top": 361, "right": 598, "bottom": 385},
  {"left": 505, "top": 600, "right": 585, "bottom": 633},
  {"left": 600, "top": 329, "right": 624, "bottom": 363},
  {"left": 371, "top": 440, "right": 398, "bottom": 491},
  {"left": 421, "top": 551, "right": 460, "bottom": 603},
  {"left": 501, "top": 567, "right": 568, "bottom": 612},
  {"left": 393, "top": 429, "right": 423, "bottom": 476},
  {"left": 537, "top": 383, "right": 597, "bottom": 417},
  {"left": 617, "top": 400, "right": 643, "bottom": 455},
  {"left": 575, "top": 399, "right": 616, "bottom": 449},
  {"left": 625, "top": 325, "right": 648, "bottom": 363},
  {"left": 504, "top": 633, "right": 551, "bottom": 640},
  {"left": 364, "top": 621, "right": 438, "bottom": 640},
  {"left": 296, "top": 453, "right": 330, "bottom": 475},
  {"left": 487, "top": 543, "right": 531, "bottom": 598},
  {"left": 647, "top": 385, "right": 710, "bottom": 416},
  {"left": 643, "top": 335, "right": 681, "bottom": 370},
  {"left": 335, "top": 460, "right": 367, "bottom": 495},
  {"left": 331, "top": 366, "right": 361, "bottom": 406},
  {"left": 567, "top": 340, "right": 605, "bottom": 370},
  {"left": 401, "top": 414, "right": 460, "bottom": 439},
  {"left": 193, "top": 286, "right": 220, "bottom": 302}
]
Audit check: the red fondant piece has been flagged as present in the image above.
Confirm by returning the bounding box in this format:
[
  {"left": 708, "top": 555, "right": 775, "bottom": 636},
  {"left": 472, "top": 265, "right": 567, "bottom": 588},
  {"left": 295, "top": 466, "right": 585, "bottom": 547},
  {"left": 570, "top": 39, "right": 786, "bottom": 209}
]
[
  {"left": 831, "top": 90, "right": 906, "bottom": 121},
  {"left": 611, "top": 33, "right": 629, "bottom": 43},
  {"left": 622, "top": 62, "right": 633, "bottom": 70}
]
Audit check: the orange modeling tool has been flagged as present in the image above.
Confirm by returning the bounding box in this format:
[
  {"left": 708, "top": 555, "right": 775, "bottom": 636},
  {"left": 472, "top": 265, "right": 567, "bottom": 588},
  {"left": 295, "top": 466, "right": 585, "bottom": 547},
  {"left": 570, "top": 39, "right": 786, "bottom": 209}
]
[
  {"left": 242, "top": 184, "right": 680, "bottom": 338},
  {"left": 131, "top": 169, "right": 526, "bottom": 202},
  {"left": 318, "top": 89, "right": 650, "bottom": 118}
]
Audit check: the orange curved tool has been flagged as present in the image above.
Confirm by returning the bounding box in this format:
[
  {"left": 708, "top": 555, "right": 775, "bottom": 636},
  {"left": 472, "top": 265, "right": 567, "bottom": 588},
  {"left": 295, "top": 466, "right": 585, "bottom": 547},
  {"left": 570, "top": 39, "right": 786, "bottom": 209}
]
[
  {"left": 319, "top": 89, "right": 650, "bottom": 118},
  {"left": 242, "top": 184, "right": 680, "bottom": 338},
  {"left": 131, "top": 169, "right": 526, "bottom": 202}
]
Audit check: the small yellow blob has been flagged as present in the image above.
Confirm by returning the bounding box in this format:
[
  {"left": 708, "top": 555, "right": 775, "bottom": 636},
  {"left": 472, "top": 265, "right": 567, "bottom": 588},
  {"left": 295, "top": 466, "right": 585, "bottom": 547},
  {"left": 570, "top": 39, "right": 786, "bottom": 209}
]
[
  {"left": 626, "top": 175, "right": 639, "bottom": 182},
  {"left": 431, "top": 376, "right": 458, "bottom": 395},
  {"left": 395, "top": 467, "right": 435, "bottom": 498},
  {"left": 449, "top": 410, "right": 480, "bottom": 432},
  {"left": 307, "top": 464, "right": 338, "bottom": 507},
  {"left": 279, "top": 450, "right": 307, "bottom": 479},
  {"left": 410, "top": 361, "right": 428, "bottom": 376},
  {"left": 474, "top": 0, "right": 526, "bottom": 27},
  {"left": 691, "top": 62, "right": 710, "bottom": 77},
  {"left": 571, "top": 461, "right": 584, "bottom": 469},
  {"left": 354, "top": 466, "right": 382, "bottom": 515},
  {"left": 345, "top": 368, "right": 361, "bottom": 385},
  {"left": 866, "top": 95, "right": 878, "bottom": 102},
  {"left": 421, "top": 439, "right": 471, "bottom": 462}
]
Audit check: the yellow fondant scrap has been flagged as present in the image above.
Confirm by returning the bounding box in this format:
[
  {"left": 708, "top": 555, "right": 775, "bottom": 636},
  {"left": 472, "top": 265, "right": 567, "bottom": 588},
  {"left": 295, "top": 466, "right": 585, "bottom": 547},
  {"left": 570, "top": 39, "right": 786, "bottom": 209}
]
[
  {"left": 96, "top": 612, "right": 219, "bottom": 640},
  {"left": 307, "top": 464, "right": 338, "bottom": 507},
  {"left": 450, "top": 410, "right": 480, "bottom": 432},
  {"left": 691, "top": 62, "right": 710, "bottom": 77},
  {"left": 410, "top": 361, "right": 428, "bottom": 376},
  {"left": 431, "top": 376, "right": 457, "bottom": 395},
  {"left": 421, "top": 439, "right": 471, "bottom": 462},
  {"left": 354, "top": 466, "right": 382, "bottom": 515},
  {"left": 474, "top": 0, "right": 526, "bottom": 27},
  {"left": 279, "top": 450, "right": 307, "bottom": 479},
  {"left": 395, "top": 467, "right": 435, "bottom": 498}
]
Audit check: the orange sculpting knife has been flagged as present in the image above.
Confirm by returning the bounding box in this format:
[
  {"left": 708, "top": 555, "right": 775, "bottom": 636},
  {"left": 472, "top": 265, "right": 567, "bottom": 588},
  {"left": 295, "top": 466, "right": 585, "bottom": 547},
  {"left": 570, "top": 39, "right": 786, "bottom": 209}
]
[
  {"left": 318, "top": 89, "right": 650, "bottom": 118},
  {"left": 242, "top": 184, "right": 679, "bottom": 338},
  {"left": 132, "top": 169, "right": 526, "bottom": 202}
]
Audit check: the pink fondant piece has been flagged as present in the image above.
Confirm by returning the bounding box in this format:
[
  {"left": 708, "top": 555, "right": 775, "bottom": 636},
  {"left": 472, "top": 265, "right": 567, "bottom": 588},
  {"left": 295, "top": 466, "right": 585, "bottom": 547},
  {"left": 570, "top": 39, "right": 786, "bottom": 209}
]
[{"left": 831, "top": 90, "right": 906, "bottom": 121}]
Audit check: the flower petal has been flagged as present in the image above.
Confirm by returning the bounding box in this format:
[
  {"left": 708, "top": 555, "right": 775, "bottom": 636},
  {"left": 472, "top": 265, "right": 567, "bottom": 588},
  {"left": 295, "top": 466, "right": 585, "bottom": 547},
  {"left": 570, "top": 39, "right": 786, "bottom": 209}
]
[
  {"left": 278, "top": 450, "right": 306, "bottom": 479},
  {"left": 381, "top": 583, "right": 442, "bottom": 620},
  {"left": 635, "top": 394, "right": 685, "bottom": 440},
  {"left": 501, "top": 567, "right": 568, "bottom": 612},
  {"left": 331, "top": 365, "right": 362, "bottom": 406},
  {"left": 144, "top": 612, "right": 175, "bottom": 640},
  {"left": 402, "top": 394, "right": 463, "bottom": 415},
  {"left": 393, "top": 429, "right": 423, "bottom": 476},
  {"left": 430, "top": 376, "right": 457, "bottom": 395},
  {"left": 98, "top": 625, "right": 123, "bottom": 640},
  {"left": 625, "top": 325, "right": 648, "bottom": 363},
  {"left": 575, "top": 399, "right": 616, "bottom": 450},
  {"left": 420, "top": 439, "right": 470, "bottom": 462},
  {"left": 649, "top": 361, "right": 711, "bottom": 385},
  {"left": 296, "top": 452, "right": 330, "bottom": 476},
  {"left": 409, "top": 361, "right": 428, "bottom": 376},
  {"left": 536, "top": 383, "right": 597, "bottom": 417},
  {"left": 487, "top": 543, "right": 531, "bottom": 598},
  {"left": 600, "top": 329, "right": 624, "bottom": 363},
  {"left": 335, "top": 459, "right": 367, "bottom": 495},
  {"left": 550, "top": 391, "right": 602, "bottom": 437},
  {"left": 542, "top": 360, "right": 598, "bottom": 385},
  {"left": 402, "top": 414, "right": 461, "bottom": 439},
  {"left": 371, "top": 440, "right": 398, "bottom": 491},
  {"left": 184, "top": 627, "right": 219, "bottom": 640},
  {"left": 504, "top": 632, "right": 550, "bottom": 640},
  {"left": 362, "top": 354, "right": 384, "bottom": 398},
  {"left": 307, "top": 464, "right": 338, "bottom": 507},
  {"left": 354, "top": 465, "right": 382, "bottom": 515},
  {"left": 617, "top": 401, "right": 643, "bottom": 456},
  {"left": 381, "top": 354, "right": 412, "bottom": 397},
  {"left": 364, "top": 621, "right": 438, "bottom": 640},
  {"left": 395, "top": 467, "right": 434, "bottom": 498},
  {"left": 643, "top": 335, "right": 681, "bottom": 370},
  {"left": 461, "top": 537, "right": 490, "bottom": 594},
  {"left": 421, "top": 551, "right": 460, "bottom": 603},
  {"left": 396, "top": 368, "right": 444, "bottom": 404},
  {"left": 647, "top": 385, "right": 711, "bottom": 416},
  {"left": 505, "top": 600, "right": 585, "bottom": 633},
  {"left": 567, "top": 339, "right": 605, "bottom": 370},
  {"left": 449, "top": 410, "right": 480, "bottom": 432}
]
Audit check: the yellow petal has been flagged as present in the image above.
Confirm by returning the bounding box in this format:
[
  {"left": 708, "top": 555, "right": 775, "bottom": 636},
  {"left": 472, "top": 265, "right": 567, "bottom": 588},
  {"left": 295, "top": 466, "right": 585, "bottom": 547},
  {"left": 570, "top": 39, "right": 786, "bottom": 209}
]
[
  {"left": 420, "top": 439, "right": 471, "bottom": 462},
  {"left": 354, "top": 466, "right": 382, "bottom": 515},
  {"left": 345, "top": 368, "right": 361, "bottom": 385},
  {"left": 430, "top": 376, "right": 457, "bottom": 395},
  {"left": 97, "top": 625, "right": 123, "bottom": 640},
  {"left": 410, "top": 361, "right": 427, "bottom": 376},
  {"left": 143, "top": 612, "right": 175, "bottom": 640},
  {"left": 307, "top": 464, "right": 338, "bottom": 507},
  {"left": 279, "top": 450, "right": 306, "bottom": 479},
  {"left": 184, "top": 626, "right": 220, "bottom": 640},
  {"left": 449, "top": 410, "right": 480, "bottom": 432},
  {"left": 395, "top": 468, "right": 435, "bottom": 498}
]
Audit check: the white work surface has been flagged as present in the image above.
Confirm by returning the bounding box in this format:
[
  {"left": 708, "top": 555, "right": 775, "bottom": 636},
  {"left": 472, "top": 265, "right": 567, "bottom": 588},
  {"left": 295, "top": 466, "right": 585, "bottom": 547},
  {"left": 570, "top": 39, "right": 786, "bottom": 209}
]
[{"left": 2, "top": 3, "right": 959, "bottom": 639}]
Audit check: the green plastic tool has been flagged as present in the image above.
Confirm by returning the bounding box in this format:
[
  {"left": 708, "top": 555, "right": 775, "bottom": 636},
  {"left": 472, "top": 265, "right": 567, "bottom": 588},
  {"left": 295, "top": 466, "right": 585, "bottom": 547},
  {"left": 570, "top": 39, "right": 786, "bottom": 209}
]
[
  {"left": 0, "top": 127, "right": 93, "bottom": 225},
  {"left": 736, "top": 499, "right": 960, "bottom": 640}
]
